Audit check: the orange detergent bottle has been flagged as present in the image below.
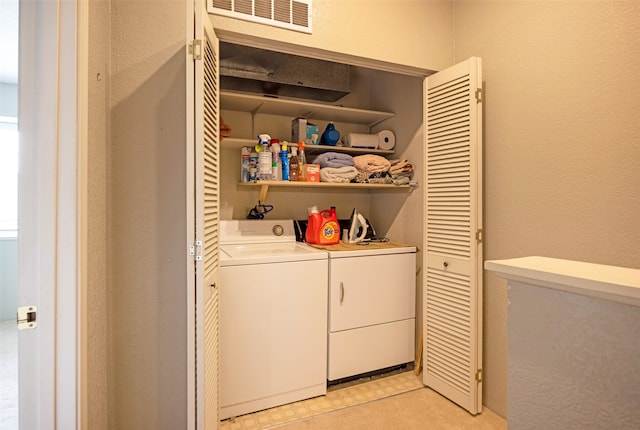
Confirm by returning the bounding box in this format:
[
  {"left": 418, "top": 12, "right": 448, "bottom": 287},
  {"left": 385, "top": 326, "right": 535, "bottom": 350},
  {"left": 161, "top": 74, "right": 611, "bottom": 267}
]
[{"left": 306, "top": 206, "right": 340, "bottom": 245}]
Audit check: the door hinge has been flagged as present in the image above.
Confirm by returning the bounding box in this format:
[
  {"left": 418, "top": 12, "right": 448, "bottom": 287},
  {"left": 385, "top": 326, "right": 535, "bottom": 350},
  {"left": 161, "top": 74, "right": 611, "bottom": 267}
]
[
  {"left": 475, "top": 369, "right": 483, "bottom": 383},
  {"left": 475, "top": 88, "right": 483, "bottom": 103},
  {"left": 190, "top": 39, "right": 202, "bottom": 60},
  {"left": 475, "top": 229, "right": 483, "bottom": 243},
  {"left": 17, "top": 306, "right": 37, "bottom": 330},
  {"left": 189, "top": 240, "right": 203, "bottom": 261}
]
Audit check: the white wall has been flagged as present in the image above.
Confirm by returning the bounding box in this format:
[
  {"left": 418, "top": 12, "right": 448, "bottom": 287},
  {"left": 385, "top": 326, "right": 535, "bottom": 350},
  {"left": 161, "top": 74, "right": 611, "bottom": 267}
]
[
  {"left": 0, "top": 83, "right": 18, "bottom": 117},
  {"left": 454, "top": 1, "right": 640, "bottom": 417}
]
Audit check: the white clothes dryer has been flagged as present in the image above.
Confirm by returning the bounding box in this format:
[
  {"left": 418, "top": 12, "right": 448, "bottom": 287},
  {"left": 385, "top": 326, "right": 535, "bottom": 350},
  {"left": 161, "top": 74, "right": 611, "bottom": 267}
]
[{"left": 324, "top": 244, "right": 417, "bottom": 381}]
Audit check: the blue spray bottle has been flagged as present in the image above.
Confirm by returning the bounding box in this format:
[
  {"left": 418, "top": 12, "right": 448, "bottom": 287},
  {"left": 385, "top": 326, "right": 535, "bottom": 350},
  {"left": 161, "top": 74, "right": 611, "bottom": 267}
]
[{"left": 280, "top": 143, "right": 290, "bottom": 181}]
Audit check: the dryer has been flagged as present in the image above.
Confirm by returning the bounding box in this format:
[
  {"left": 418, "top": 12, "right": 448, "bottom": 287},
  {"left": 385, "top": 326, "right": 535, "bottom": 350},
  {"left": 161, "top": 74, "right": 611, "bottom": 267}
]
[{"left": 325, "top": 244, "right": 417, "bottom": 381}]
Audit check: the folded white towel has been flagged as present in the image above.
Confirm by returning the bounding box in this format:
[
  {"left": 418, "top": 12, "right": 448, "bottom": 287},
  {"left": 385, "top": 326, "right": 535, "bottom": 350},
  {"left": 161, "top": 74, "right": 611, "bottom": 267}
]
[{"left": 320, "top": 166, "right": 359, "bottom": 183}]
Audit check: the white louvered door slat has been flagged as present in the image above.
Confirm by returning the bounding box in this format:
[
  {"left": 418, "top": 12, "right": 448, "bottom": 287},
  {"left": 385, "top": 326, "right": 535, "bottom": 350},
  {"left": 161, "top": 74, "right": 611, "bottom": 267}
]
[
  {"left": 423, "top": 57, "right": 483, "bottom": 415},
  {"left": 194, "top": 5, "right": 221, "bottom": 429}
]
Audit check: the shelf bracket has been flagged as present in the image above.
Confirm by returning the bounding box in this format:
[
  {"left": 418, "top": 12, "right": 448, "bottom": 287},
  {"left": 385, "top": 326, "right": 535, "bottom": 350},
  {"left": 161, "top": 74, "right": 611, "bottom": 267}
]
[{"left": 259, "top": 184, "right": 269, "bottom": 202}]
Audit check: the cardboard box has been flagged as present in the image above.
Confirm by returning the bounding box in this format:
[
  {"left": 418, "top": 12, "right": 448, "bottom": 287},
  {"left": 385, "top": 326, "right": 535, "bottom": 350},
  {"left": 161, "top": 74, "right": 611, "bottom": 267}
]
[
  {"left": 291, "top": 117, "right": 319, "bottom": 145},
  {"left": 305, "top": 164, "right": 320, "bottom": 182}
]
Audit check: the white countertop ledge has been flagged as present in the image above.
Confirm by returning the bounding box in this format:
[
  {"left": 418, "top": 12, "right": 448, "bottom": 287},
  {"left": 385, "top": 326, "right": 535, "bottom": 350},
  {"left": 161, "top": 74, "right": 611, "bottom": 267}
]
[{"left": 484, "top": 256, "right": 640, "bottom": 308}]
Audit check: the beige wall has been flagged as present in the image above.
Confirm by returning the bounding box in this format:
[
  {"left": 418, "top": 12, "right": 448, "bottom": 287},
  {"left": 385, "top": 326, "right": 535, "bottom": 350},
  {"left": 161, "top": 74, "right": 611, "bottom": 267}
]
[
  {"left": 96, "top": 0, "right": 640, "bottom": 427},
  {"left": 509, "top": 281, "right": 640, "bottom": 428},
  {"left": 454, "top": 1, "right": 640, "bottom": 417},
  {"left": 99, "top": 1, "right": 454, "bottom": 429},
  {"left": 108, "top": 1, "right": 189, "bottom": 428},
  {"left": 87, "top": 0, "right": 110, "bottom": 428},
  {"left": 212, "top": 0, "right": 454, "bottom": 71}
]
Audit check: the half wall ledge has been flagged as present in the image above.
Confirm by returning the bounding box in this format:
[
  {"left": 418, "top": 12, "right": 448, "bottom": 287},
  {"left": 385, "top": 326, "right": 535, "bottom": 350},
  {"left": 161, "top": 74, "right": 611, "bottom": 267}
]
[{"left": 484, "top": 256, "right": 640, "bottom": 308}]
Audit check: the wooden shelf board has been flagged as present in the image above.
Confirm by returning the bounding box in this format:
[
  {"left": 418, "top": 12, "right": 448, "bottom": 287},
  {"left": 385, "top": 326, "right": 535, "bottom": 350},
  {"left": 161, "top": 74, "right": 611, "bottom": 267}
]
[
  {"left": 222, "top": 138, "right": 395, "bottom": 155},
  {"left": 238, "top": 181, "right": 413, "bottom": 191},
  {"left": 221, "top": 91, "right": 395, "bottom": 126}
]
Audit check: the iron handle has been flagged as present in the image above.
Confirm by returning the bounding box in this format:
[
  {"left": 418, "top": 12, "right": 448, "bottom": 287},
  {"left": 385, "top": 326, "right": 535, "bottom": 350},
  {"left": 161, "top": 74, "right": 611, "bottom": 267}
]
[{"left": 340, "top": 281, "right": 344, "bottom": 303}]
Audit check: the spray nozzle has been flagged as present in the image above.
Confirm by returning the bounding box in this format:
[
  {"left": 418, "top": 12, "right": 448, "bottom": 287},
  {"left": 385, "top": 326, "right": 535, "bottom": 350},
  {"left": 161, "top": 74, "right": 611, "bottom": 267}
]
[{"left": 256, "top": 134, "right": 271, "bottom": 152}]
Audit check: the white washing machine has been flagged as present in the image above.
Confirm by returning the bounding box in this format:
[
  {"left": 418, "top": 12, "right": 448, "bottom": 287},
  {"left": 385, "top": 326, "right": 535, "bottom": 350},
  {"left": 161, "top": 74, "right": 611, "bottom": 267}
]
[{"left": 219, "top": 219, "right": 328, "bottom": 420}]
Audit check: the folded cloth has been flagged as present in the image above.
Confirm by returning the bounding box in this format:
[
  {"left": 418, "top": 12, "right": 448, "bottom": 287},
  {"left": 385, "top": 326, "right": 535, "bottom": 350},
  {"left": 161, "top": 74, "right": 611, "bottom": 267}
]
[
  {"left": 312, "top": 152, "right": 354, "bottom": 168},
  {"left": 392, "top": 176, "right": 410, "bottom": 185},
  {"left": 392, "top": 170, "right": 414, "bottom": 181},
  {"left": 353, "top": 154, "right": 391, "bottom": 173},
  {"left": 389, "top": 159, "right": 414, "bottom": 175},
  {"left": 392, "top": 173, "right": 413, "bottom": 185},
  {"left": 354, "top": 171, "right": 392, "bottom": 184},
  {"left": 320, "top": 166, "right": 359, "bottom": 183}
]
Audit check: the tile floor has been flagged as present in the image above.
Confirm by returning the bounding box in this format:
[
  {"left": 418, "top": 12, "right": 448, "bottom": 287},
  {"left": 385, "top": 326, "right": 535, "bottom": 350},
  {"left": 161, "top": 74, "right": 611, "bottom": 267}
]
[
  {"left": 271, "top": 388, "right": 506, "bottom": 430},
  {"left": 220, "top": 368, "right": 425, "bottom": 430}
]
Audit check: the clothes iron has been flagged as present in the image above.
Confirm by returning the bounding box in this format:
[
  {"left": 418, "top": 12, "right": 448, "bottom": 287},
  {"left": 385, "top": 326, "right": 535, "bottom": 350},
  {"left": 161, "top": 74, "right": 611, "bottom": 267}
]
[{"left": 347, "top": 208, "right": 368, "bottom": 243}]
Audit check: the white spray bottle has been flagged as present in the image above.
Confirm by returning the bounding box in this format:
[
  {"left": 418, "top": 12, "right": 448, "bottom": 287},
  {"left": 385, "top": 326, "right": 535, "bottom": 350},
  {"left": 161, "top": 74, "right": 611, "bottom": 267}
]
[{"left": 257, "top": 134, "right": 272, "bottom": 181}]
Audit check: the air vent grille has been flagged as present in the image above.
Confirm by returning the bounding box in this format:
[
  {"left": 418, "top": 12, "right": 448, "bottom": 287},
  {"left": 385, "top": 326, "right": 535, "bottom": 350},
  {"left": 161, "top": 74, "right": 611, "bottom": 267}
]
[{"left": 209, "top": 0, "right": 312, "bottom": 34}]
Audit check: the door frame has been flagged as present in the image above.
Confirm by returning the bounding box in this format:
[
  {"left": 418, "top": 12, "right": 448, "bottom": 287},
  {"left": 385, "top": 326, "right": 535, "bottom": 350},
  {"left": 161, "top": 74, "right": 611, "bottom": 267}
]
[{"left": 18, "top": 0, "right": 88, "bottom": 428}]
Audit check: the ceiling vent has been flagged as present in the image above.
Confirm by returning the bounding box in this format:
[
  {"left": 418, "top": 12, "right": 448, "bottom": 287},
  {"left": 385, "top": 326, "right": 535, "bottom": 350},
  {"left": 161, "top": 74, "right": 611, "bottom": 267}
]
[{"left": 209, "top": 0, "right": 312, "bottom": 34}]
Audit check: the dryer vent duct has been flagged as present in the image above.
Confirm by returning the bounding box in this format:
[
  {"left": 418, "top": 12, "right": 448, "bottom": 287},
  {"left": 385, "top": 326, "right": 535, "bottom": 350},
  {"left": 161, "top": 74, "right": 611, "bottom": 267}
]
[{"left": 220, "top": 42, "right": 350, "bottom": 102}]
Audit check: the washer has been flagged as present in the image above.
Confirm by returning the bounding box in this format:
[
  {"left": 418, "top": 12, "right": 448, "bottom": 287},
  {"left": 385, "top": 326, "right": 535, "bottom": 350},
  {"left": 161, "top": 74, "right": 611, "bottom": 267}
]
[{"left": 219, "top": 219, "right": 328, "bottom": 420}]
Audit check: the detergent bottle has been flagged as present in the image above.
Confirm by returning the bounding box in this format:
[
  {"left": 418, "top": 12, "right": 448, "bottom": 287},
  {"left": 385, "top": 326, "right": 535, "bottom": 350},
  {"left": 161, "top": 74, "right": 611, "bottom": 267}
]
[{"left": 306, "top": 206, "right": 340, "bottom": 245}]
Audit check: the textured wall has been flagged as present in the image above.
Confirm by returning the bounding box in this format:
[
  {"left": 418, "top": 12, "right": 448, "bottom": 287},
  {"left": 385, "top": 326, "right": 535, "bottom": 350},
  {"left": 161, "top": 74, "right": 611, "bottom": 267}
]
[
  {"left": 87, "top": 0, "right": 110, "bottom": 428},
  {"left": 102, "top": 1, "right": 452, "bottom": 428},
  {"left": 509, "top": 282, "right": 640, "bottom": 429},
  {"left": 454, "top": 1, "right": 640, "bottom": 417},
  {"left": 101, "top": 1, "right": 640, "bottom": 426},
  {"left": 211, "top": 0, "right": 454, "bottom": 71},
  {"left": 109, "top": 1, "right": 188, "bottom": 428}
]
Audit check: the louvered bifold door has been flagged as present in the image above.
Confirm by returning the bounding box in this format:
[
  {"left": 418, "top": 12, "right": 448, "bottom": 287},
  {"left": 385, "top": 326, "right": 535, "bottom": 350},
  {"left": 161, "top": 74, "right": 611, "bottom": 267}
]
[
  {"left": 423, "top": 57, "right": 483, "bottom": 415},
  {"left": 194, "top": 8, "right": 221, "bottom": 430}
]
